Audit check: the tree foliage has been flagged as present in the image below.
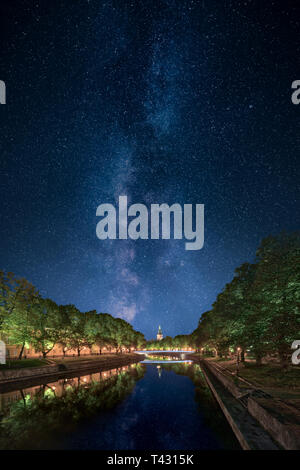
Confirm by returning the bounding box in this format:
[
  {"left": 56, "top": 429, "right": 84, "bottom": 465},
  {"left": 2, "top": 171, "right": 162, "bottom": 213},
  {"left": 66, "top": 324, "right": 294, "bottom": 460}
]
[
  {"left": 0, "top": 271, "right": 145, "bottom": 358},
  {"left": 191, "top": 233, "right": 300, "bottom": 368}
]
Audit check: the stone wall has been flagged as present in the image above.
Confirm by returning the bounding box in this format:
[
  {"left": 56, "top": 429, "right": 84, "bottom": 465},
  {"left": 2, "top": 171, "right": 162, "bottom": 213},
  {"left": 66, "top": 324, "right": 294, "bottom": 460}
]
[
  {"left": 204, "top": 359, "right": 248, "bottom": 398},
  {"left": 0, "top": 364, "right": 60, "bottom": 383},
  {"left": 248, "top": 396, "right": 300, "bottom": 450},
  {"left": 201, "top": 359, "right": 300, "bottom": 450},
  {"left": 0, "top": 354, "right": 143, "bottom": 385}
]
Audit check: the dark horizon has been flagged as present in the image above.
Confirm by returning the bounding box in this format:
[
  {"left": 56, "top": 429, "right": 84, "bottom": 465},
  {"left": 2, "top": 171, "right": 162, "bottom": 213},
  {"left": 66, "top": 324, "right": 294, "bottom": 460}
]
[{"left": 0, "top": 0, "right": 299, "bottom": 340}]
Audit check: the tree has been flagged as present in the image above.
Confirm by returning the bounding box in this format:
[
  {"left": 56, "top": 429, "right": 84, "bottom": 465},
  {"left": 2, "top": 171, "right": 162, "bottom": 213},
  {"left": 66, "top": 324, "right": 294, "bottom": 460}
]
[
  {"left": 64, "top": 306, "right": 89, "bottom": 356},
  {"left": 0, "top": 271, "right": 38, "bottom": 331},
  {"left": 84, "top": 311, "right": 110, "bottom": 354},
  {"left": 192, "top": 232, "right": 300, "bottom": 368},
  {"left": 254, "top": 232, "right": 300, "bottom": 368},
  {"left": 1, "top": 273, "right": 39, "bottom": 359},
  {"left": 30, "top": 298, "right": 62, "bottom": 358}
]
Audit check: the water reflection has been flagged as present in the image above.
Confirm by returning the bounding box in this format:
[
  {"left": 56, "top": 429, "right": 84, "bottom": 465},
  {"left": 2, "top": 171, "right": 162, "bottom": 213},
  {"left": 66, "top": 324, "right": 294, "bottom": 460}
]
[
  {"left": 0, "top": 363, "right": 144, "bottom": 449},
  {"left": 152, "top": 359, "right": 240, "bottom": 449},
  {"left": 0, "top": 359, "right": 240, "bottom": 450},
  {"left": 142, "top": 353, "right": 192, "bottom": 363}
]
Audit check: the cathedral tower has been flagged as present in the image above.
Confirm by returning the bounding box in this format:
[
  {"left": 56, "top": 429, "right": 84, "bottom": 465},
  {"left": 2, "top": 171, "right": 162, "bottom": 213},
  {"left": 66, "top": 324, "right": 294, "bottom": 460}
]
[{"left": 157, "top": 325, "right": 163, "bottom": 341}]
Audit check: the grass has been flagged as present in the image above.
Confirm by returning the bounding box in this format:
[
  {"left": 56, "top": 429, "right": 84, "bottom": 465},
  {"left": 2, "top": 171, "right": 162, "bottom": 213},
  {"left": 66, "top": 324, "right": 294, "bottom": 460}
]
[
  {"left": 51, "top": 353, "right": 137, "bottom": 364},
  {"left": 0, "top": 359, "right": 48, "bottom": 370},
  {"left": 240, "top": 363, "right": 300, "bottom": 391},
  {"left": 52, "top": 354, "right": 119, "bottom": 363},
  {"left": 0, "top": 353, "right": 137, "bottom": 370},
  {"left": 215, "top": 359, "right": 300, "bottom": 392},
  {"left": 0, "top": 353, "right": 138, "bottom": 371}
]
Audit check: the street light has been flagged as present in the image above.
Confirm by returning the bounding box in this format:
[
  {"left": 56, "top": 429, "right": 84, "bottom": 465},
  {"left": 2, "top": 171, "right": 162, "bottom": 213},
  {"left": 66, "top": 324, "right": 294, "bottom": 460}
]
[{"left": 236, "top": 347, "right": 241, "bottom": 375}]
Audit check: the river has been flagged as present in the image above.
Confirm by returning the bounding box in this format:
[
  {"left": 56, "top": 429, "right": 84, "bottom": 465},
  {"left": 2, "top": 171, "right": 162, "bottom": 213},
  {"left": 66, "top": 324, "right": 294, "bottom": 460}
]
[{"left": 0, "top": 355, "right": 240, "bottom": 450}]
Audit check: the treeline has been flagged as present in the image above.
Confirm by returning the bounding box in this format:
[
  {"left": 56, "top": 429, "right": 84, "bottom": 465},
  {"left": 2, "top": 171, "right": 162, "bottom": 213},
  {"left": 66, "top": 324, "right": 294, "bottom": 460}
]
[
  {"left": 191, "top": 233, "right": 300, "bottom": 368},
  {"left": 0, "top": 271, "right": 146, "bottom": 359},
  {"left": 146, "top": 335, "right": 195, "bottom": 350}
]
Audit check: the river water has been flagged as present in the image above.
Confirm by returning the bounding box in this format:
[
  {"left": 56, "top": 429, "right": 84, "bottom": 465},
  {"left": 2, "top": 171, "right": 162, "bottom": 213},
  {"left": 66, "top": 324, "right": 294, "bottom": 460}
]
[{"left": 0, "top": 356, "right": 240, "bottom": 450}]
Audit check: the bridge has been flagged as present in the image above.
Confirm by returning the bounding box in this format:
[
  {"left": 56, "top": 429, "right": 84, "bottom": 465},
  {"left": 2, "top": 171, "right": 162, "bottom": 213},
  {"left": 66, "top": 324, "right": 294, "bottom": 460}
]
[
  {"left": 135, "top": 350, "right": 195, "bottom": 355},
  {"left": 134, "top": 350, "right": 196, "bottom": 363}
]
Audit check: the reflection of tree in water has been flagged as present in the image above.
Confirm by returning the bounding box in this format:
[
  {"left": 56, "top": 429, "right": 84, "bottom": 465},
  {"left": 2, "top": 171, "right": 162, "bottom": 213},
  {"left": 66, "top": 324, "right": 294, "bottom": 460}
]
[
  {"left": 147, "top": 355, "right": 181, "bottom": 361},
  {"left": 0, "top": 364, "right": 145, "bottom": 449},
  {"left": 161, "top": 363, "right": 240, "bottom": 449}
]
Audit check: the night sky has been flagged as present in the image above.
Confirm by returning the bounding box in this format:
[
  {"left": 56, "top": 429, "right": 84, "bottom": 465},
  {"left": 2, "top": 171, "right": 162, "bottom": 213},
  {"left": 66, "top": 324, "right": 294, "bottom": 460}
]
[{"left": 0, "top": 1, "right": 299, "bottom": 339}]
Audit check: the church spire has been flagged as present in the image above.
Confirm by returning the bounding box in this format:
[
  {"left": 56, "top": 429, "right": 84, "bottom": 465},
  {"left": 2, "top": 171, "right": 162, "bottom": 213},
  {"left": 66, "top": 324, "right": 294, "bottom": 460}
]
[{"left": 157, "top": 325, "right": 163, "bottom": 341}]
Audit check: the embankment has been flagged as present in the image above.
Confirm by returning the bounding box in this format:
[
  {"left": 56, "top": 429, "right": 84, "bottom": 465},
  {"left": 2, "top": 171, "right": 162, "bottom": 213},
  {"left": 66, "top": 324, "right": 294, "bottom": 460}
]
[
  {"left": 192, "top": 357, "right": 300, "bottom": 450},
  {"left": 0, "top": 354, "right": 144, "bottom": 390}
]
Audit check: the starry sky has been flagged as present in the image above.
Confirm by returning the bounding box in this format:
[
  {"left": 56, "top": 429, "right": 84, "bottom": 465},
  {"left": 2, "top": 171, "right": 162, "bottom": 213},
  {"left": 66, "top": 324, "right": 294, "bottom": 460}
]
[{"left": 0, "top": 0, "right": 299, "bottom": 339}]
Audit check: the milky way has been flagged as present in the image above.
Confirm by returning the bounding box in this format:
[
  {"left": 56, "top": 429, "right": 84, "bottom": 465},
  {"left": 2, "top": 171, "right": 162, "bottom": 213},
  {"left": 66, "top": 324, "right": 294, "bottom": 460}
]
[{"left": 0, "top": 1, "right": 299, "bottom": 338}]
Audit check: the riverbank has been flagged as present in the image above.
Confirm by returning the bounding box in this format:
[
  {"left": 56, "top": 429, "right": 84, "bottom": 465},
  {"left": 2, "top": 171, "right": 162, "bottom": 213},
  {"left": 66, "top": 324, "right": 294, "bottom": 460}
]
[
  {"left": 191, "top": 356, "right": 300, "bottom": 450},
  {"left": 207, "top": 357, "right": 300, "bottom": 398},
  {"left": 0, "top": 353, "right": 144, "bottom": 390}
]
